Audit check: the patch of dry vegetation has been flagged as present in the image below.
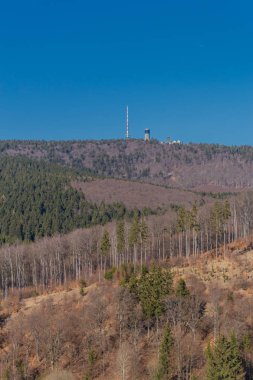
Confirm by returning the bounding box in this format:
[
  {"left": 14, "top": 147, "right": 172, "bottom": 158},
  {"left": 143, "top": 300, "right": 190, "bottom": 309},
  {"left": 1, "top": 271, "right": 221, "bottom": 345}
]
[
  {"left": 42, "top": 370, "right": 76, "bottom": 380},
  {"left": 72, "top": 178, "right": 206, "bottom": 210}
]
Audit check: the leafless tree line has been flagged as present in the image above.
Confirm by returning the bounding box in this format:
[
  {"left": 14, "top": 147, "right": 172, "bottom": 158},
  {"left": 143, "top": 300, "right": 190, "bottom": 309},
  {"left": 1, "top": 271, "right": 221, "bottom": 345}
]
[{"left": 0, "top": 193, "right": 253, "bottom": 296}]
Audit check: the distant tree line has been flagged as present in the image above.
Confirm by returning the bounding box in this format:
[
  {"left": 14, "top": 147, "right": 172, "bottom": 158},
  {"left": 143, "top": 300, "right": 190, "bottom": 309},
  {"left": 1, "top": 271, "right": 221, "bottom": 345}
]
[{"left": 1, "top": 140, "right": 253, "bottom": 188}]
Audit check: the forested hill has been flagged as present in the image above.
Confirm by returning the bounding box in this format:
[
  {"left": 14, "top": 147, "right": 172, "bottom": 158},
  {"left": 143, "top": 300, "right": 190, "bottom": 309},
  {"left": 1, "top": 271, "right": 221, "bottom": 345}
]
[
  {"left": 0, "top": 156, "right": 128, "bottom": 244},
  {"left": 0, "top": 140, "right": 253, "bottom": 190}
]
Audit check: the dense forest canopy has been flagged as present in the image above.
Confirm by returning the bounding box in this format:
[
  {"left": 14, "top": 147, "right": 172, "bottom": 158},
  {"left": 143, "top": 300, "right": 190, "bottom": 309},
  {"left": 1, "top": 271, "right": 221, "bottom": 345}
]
[{"left": 0, "top": 156, "right": 128, "bottom": 243}]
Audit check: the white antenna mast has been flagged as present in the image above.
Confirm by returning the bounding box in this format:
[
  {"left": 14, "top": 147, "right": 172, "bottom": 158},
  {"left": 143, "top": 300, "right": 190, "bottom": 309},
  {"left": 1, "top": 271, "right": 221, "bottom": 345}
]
[{"left": 126, "top": 105, "right": 129, "bottom": 139}]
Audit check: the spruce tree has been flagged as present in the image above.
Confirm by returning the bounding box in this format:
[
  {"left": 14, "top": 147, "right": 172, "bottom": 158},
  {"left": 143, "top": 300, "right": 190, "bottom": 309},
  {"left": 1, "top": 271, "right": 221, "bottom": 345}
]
[
  {"left": 175, "top": 278, "right": 190, "bottom": 297},
  {"left": 190, "top": 203, "right": 199, "bottom": 231},
  {"left": 176, "top": 206, "right": 187, "bottom": 233},
  {"left": 156, "top": 325, "right": 173, "bottom": 380},
  {"left": 206, "top": 334, "right": 245, "bottom": 380},
  {"left": 137, "top": 266, "right": 173, "bottom": 320},
  {"left": 210, "top": 202, "right": 224, "bottom": 257},
  {"left": 100, "top": 230, "right": 111, "bottom": 256},
  {"left": 223, "top": 200, "right": 231, "bottom": 221},
  {"left": 128, "top": 211, "right": 140, "bottom": 247},
  {"left": 128, "top": 211, "right": 141, "bottom": 267},
  {"left": 116, "top": 220, "right": 125, "bottom": 254},
  {"left": 140, "top": 217, "right": 149, "bottom": 243}
]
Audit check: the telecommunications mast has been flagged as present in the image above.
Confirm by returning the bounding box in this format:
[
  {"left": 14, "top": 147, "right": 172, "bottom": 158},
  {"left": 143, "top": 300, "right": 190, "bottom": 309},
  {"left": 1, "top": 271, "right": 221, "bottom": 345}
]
[{"left": 126, "top": 106, "right": 129, "bottom": 140}]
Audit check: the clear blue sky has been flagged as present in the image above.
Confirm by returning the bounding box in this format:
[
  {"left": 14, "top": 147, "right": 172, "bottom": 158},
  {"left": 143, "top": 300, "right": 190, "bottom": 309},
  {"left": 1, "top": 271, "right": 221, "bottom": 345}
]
[{"left": 0, "top": 1, "right": 253, "bottom": 144}]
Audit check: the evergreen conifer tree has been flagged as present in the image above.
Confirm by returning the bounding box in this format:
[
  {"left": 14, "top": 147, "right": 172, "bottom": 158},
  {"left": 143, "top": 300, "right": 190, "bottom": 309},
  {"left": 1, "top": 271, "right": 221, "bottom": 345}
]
[
  {"left": 175, "top": 278, "right": 190, "bottom": 297},
  {"left": 156, "top": 325, "right": 173, "bottom": 380},
  {"left": 116, "top": 220, "right": 125, "bottom": 254},
  {"left": 100, "top": 230, "right": 111, "bottom": 256},
  {"left": 128, "top": 211, "right": 140, "bottom": 247},
  {"left": 206, "top": 334, "right": 245, "bottom": 380},
  {"left": 137, "top": 266, "right": 173, "bottom": 320}
]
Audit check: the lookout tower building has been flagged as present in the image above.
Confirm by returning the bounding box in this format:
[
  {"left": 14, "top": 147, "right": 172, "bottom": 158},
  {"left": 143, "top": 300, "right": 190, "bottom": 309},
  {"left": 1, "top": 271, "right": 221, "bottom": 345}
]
[{"left": 144, "top": 129, "right": 150, "bottom": 141}]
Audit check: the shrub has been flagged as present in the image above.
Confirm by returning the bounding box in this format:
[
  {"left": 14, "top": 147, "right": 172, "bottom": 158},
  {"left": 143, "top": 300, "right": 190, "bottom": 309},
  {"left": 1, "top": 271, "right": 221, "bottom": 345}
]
[
  {"left": 79, "top": 279, "right": 87, "bottom": 296},
  {"left": 79, "top": 279, "right": 87, "bottom": 288},
  {"left": 104, "top": 267, "right": 116, "bottom": 281}
]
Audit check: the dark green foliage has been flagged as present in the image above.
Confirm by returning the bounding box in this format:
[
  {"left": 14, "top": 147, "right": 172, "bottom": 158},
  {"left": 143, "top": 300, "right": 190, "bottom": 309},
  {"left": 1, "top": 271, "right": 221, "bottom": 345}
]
[
  {"left": 140, "top": 217, "right": 149, "bottom": 243},
  {"left": 128, "top": 211, "right": 141, "bottom": 247},
  {"left": 79, "top": 280, "right": 87, "bottom": 296},
  {"left": 104, "top": 267, "right": 116, "bottom": 281},
  {"left": 129, "top": 265, "right": 174, "bottom": 320},
  {"left": 156, "top": 325, "right": 173, "bottom": 380},
  {"left": 128, "top": 212, "right": 149, "bottom": 248},
  {"left": 3, "top": 368, "right": 10, "bottom": 380},
  {"left": 88, "top": 349, "right": 97, "bottom": 366},
  {"left": 100, "top": 230, "right": 111, "bottom": 256},
  {"left": 15, "top": 360, "right": 25, "bottom": 380},
  {"left": 242, "top": 334, "right": 251, "bottom": 353},
  {"left": 210, "top": 201, "right": 231, "bottom": 235},
  {"left": 176, "top": 205, "right": 199, "bottom": 233},
  {"left": 206, "top": 334, "right": 245, "bottom": 380},
  {"left": 116, "top": 220, "right": 125, "bottom": 254},
  {"left": 141, "top": 265, "right": 149, "bottom": 276},
  {"left": 176, "top": 278, "right": 190, "bottom": 297},
  {"left": 86, "top": 349, "right": 97, "bottom": 379},
  {"left": 0, "top": 156, "right": 128, "bottom": 243}
]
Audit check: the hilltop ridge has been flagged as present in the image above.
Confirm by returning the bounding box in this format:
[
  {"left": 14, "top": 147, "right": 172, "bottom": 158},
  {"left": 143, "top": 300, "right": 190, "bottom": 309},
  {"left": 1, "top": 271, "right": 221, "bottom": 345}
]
[{"left": 0, "top": 139, "right": 253, "bottom": 190}]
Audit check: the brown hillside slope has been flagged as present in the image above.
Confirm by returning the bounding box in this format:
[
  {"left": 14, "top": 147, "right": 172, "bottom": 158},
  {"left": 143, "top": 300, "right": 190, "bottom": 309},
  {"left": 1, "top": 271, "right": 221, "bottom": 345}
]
[
  {"left": 2, "top": 239, "right": 253, "bottom": 379},
  {"left": 72, "top": 178, "right": 207, "bottom": 209}
]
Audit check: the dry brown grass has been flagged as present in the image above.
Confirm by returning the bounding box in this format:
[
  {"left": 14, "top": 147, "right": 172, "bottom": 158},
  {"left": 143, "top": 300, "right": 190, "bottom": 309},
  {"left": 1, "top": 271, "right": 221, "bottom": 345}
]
[
  {"left": 42, "top": 370, "right": 76, "bottom": 380},
  {"left": 72, "top": 178, "right": 207, "bottom": 209}
]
